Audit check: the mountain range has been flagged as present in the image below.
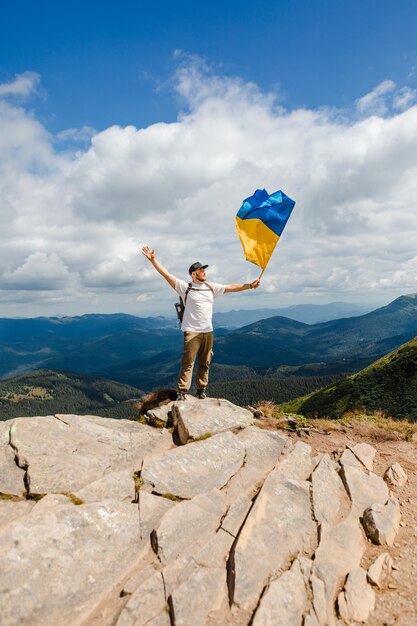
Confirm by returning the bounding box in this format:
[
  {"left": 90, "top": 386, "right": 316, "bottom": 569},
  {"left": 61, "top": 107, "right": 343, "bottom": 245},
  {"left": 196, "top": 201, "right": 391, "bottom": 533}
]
[
  {"left": 212, "top": 301, "right": 371, "bottom": 328},
  {"left": 0, "top": 294, "right": 416, "bottom": 392}
]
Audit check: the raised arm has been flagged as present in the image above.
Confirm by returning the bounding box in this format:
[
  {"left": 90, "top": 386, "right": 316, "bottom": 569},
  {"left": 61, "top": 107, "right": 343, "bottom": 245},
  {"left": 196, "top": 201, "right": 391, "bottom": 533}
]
[
  {"left": 224, "top": 278, "right": 261, "bottom": 293},
  {"left": 141, "top": 246, "right": 177, "bottom": 289}
]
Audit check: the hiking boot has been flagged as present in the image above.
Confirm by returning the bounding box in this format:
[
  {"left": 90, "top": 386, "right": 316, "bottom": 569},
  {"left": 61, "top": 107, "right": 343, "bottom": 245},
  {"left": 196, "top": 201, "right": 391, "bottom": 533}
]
[
  {"left": 195, "top": 389, "right": 206, "bottom": 400},
  {"left": 177, "top": 391, "right": 187, "bottom": 401}
]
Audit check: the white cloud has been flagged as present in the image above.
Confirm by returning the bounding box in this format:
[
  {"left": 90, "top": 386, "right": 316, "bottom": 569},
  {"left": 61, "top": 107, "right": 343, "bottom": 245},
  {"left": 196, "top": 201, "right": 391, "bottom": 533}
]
[
  {"left": 1, "top": 60, "right": 417, "bottom": 316},
  {"left": 55, "top": 126, "right": 96, "bottom": 144},
  {"left": 393, "top": 86, "right": 417, "bottom": 111},
  {"left": 0, "top": 71, "right": 40, "bottom": 98},
  {"left": 1, "top": 252, "right": 73, "bottom": 291},
  {"left": 355, "top": 80, "right": 417, "bottom": 117},
  {"left": 355, "top": 80, "right": 396, "bottom": 116}
]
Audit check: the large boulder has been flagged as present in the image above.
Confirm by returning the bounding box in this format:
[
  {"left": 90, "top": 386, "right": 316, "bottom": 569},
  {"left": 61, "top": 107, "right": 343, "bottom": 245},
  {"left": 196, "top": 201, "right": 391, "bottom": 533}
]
[
  {"left": 384, "top": 462, "right": 408, "bottom": 488},
  {"left": 362, "top": 496, "right": 401, "bottom": 545},
  {"left": 252, "top": 559, "right": 309, "bottom": 626},
  {"left": 6, "top": 414, "right": 172, "bottom": 495},
  {"left": 141, "top": 431, "right": 246, "bottom": 499},
  {"left": 311, "top": 454, "right": 347, "bottom": 525},
  {"left": 339, "top": 463, "right": 389, "bottom": 516},
  {"left": 0, "top": 493, "right": 173, "bottom": 626},
  {"left": 173, "top": 396, "right": 253, "bottom": 444},
  {"left": 337, "top": 567, "right": 376, "bottom": 623},
  {"left": 231, "top": 443, "right": 316, "bottom": 612}
]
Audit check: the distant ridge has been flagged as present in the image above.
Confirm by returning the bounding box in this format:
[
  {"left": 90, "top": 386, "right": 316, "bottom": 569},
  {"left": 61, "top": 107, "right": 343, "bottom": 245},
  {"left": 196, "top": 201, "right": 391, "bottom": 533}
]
[
  {"left": 213, "top": 301, "right": 372, "bottom": 327},
  {"left": 280, "top": 336, "right": 417, "bottom": 420},
  {"left": 214, "top": 293, "right": 417, "bottom": 367}
]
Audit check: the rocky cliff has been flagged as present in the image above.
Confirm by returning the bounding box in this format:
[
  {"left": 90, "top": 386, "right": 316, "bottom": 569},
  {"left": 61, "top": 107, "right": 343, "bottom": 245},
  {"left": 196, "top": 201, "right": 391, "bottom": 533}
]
[{"left": 0, "top": 397, "right": 412, "bottom": 625}]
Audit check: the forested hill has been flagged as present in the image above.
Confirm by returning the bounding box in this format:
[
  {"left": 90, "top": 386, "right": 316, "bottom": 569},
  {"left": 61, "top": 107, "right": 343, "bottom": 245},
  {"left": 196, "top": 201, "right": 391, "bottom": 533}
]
[
  {"left": 0, "top": 369, "right": 143, "bottom": 421},
  {"left": 280, "top": 336, "right": 417, "bottom": 420}
]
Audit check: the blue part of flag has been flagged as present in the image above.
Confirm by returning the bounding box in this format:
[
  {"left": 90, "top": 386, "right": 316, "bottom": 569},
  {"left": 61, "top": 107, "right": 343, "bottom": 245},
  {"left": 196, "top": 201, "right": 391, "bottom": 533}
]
[{"left": 236, "top": 189, "right": 296, "bottom": 237}]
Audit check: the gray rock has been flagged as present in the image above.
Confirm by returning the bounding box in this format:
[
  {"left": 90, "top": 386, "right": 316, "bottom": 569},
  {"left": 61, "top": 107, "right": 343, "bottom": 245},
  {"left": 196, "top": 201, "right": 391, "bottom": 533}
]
[
  {"left": 146, "top": 402, "right": 175, "bottom": 427},
  {"left": 384, "top": 462, "right": 408, "bottom": 488},
  {"left": 310, "top": 573, "right": 328, "bottom": 625},
  {"left": 145, "top": 613, "right": 170, "bottom": 626},
  {"left": 142, "top": 431, "right": 245, "bottom": 499},
  {"left": 170, "top": 567, "right": 226, "bottom": 626},
  {"left": 193, "top": 528, "right": 235, "bottom": 569},
  {"left": 75, "top": 469, "right": 135, "bottom": 503},
  {"left": 173, "top": 396, "right": 253, "bottom": 444},
  {"left": 0, "top": 497, "right": 168, "bottom": 626},
  {"left": 362, "top": 496, "right": 401, "bottom": 546},
  {"left": 311, "top": 454, "right": 346, "bottom": 525},
  {"left": 157, "top": 497, "right": 249, "bottom": 577},
  {"left": 220, "top": 495, "right": 252, "bottom": 537},
  {"left": 137, "top": 491, "right": 175, "bottom": 541},
  {"left": 337, "top": 567, "right": 375, "bottom": 622},
  {"left": 116, "top": 569, "right": 166, "bottom": 626},
  {"left": 33, "top": 493, "right": 73, "bottom": 510},
  {"left": 367, "top": 552, "right": 394, "bottom": 587},
  {"left": 0, "top": 420, "right": 30, "bottom": 495},
  {"left": 303, "top": 612, "right": 321, "bottom": 626},
  {"left": 273, "top": 441, "right": 313, "bottom": 482},
  {"left": 297, "top": 555, "right": 314, "bottom": 586},
  {"left": 145, "top": 612, "right": 170, "bottom": 626},
  {"left": 252, "top": 559, "right": 308, "bottom": 626},
  {"left": 121, "top": 564, "right": 156, "bottom": 596},
  {"left": 339, "top": 463, "right": 389, "bottom": 516},
  {"left": 151, "top": 489, "right": 226, "bottom": 564},
  {"left": 7, "top": 414, "right": 172, "bottom": 495},
  {"left": 224, "top": 427, "right": 290, "bottom": 499},
  {"left": 313, "top": 512, "right": 365, "bottom": 625},
  {"left": 237, "top": 427, "right": 290, "bottom": 470},
  {"left": 340, "top": 448, "right": 364, "bottom": 470},
  {"left": 54, "top": 413, "right": 173, "bottom": 462},
  {"left": 348, "top": 443, "right": 376, "bottom": 471},
  {"left": 0, "top": 499, "right": 34, "bottom": 529},
  {"left": 232, "top": 446, "right": 316, "bottom": 611},
  {"left": 1, "top": 409, "right": 393, "bottom": 626}
]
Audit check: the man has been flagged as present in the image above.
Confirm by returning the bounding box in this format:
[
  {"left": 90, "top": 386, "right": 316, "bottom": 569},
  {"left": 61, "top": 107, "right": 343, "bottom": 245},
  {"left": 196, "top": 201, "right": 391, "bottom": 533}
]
[{"left": 142, "top": 246, "right": 260, "bottom": 400}]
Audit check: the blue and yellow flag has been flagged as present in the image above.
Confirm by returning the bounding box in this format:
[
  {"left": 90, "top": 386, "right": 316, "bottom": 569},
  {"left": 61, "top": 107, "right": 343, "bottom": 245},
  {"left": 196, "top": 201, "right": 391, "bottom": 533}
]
[{"left": 235, "top": 188, "right": 296, "bottom": 270}]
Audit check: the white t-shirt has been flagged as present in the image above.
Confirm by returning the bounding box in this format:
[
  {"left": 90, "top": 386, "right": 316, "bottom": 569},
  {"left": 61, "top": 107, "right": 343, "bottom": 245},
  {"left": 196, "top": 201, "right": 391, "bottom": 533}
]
[{"left": 175, "top": 279, "right": 225, "bottom": 332}]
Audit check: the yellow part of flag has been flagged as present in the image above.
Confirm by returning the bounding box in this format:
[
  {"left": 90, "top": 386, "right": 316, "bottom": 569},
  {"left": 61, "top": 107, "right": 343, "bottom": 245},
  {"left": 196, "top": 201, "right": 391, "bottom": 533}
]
[{"left": 235, "top": 216, "right": 279, "bottom": 270}]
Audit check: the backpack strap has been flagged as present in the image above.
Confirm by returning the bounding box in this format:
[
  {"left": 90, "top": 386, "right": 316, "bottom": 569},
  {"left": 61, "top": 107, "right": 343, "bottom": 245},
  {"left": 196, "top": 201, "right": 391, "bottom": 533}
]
[
  {"left": 183, "top": 282, "right": 193, "bottom": 306},
  {"left": 183, "top": 282, "right": 214, "bottom": 309}
]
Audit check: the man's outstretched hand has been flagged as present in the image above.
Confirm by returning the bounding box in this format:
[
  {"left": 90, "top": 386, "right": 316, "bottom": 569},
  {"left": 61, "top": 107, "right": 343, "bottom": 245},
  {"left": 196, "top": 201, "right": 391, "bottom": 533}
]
[
  {"left": 141, "top": 245, "right": 155, "bottom": 261},
  {"left": 251, "top": 278, "right": 261, "bottom": 289}
]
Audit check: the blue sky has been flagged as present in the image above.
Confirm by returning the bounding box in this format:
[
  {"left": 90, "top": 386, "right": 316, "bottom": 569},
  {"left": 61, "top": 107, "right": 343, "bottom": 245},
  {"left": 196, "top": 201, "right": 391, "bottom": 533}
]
[
  {"left": 2, "top": 0, "right": 417, "bottom": 132},
  {"left": 1, "top": 1, "right": 417, "bottom": 316}
]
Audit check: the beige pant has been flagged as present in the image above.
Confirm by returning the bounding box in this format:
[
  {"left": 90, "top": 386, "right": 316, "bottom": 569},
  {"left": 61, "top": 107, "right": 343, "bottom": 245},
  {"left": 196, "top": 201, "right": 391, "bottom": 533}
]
[{"left": 177, "top": 331, "right": 214, "bottom": 392}]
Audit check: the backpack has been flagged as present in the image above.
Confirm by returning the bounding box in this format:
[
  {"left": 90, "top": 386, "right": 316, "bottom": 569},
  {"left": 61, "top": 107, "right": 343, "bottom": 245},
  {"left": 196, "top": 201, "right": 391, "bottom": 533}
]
[{"left": 174, "top": 283, "right": 214, "bottom": 328}]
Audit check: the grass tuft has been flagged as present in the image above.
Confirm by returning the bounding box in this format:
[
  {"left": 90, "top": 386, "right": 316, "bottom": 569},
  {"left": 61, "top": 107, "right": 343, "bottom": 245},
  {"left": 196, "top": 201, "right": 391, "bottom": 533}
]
[
  {"left": 187, "top": 432, "right": 212, "bottom": 443},
  {"left": 0, "top": 492, "right": 25, "bottom": 501},
  {"left": 62, "top": 492, "right": 85, "bottom": 505}
]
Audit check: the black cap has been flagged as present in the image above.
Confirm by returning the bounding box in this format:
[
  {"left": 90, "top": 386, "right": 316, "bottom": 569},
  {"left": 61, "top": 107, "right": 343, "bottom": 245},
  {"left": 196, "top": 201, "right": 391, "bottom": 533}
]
[{"left": 189, "top": 262, "right": 208, "bottom": 275}]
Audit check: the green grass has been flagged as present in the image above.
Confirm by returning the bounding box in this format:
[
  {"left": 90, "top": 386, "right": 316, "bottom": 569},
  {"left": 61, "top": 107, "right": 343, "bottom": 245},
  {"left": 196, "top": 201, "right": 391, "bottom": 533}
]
[{"left": 278, "top": 336, "right": 417, "bottom": 421}]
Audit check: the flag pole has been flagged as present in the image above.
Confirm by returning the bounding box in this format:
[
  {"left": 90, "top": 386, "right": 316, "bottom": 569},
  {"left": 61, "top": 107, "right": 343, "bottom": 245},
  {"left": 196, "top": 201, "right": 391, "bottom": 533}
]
[{"left": 258, "top": 268, "right": 265, "bottom": 281}]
